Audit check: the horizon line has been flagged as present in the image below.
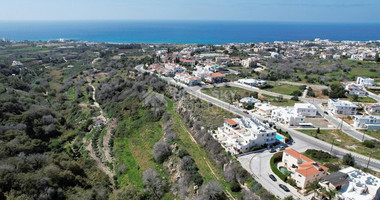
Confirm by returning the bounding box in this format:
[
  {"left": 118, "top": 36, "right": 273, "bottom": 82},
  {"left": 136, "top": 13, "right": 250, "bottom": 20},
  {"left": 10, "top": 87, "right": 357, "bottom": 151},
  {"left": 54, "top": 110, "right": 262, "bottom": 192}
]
[{"left": 0, "top": 19, "right": 380, "bottom": 25}]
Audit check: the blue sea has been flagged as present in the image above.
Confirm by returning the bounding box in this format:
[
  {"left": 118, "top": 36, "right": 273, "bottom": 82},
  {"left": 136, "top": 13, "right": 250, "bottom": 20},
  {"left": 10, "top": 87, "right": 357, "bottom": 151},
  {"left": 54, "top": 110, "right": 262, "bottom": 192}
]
[{"left": 0, "top": 21, "right": 379, "bottom": 44}]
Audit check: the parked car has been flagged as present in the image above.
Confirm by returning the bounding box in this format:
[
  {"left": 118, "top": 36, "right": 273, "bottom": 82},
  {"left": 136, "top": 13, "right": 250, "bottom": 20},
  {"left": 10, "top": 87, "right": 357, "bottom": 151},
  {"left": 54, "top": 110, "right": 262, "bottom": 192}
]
[
  {"left": 280, "top": 146, "right": 286, "bottom": 151},
  {"left": 269, "top": 174, "right": 277, "bottom": 182},
  {"left": 324, "top": 111, "right": 328, "bottom": 115},
  {"left": 243, "top": 110, "right": 249, "bottom": 114},
  {"left": 270, "top": 148, "right": 276, "bottom": 153},
  {"left": 279, "top": 184, "right": 290, "bottom": 192}
]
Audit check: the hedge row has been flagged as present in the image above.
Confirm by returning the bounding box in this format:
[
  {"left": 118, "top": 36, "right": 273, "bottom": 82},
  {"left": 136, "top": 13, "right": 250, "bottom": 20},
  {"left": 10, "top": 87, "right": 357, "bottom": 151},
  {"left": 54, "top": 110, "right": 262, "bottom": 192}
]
[{"left": 270, "top": 152, "right": 287, "bottom": 181}]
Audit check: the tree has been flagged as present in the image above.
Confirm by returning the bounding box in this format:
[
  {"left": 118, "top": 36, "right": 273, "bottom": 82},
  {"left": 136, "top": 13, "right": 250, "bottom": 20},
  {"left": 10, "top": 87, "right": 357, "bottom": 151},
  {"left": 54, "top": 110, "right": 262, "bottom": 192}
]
[
  {"left": 230, "top": 181, "right": 241, "bottom": 192},
  {"left": 329, "top": 82, "right": 346, "bottom": 98},
  {"left": 283, "top": 196, "right": 294, "bottom": 200},
  {"left": 343, "top": 154, "right": 355, "bottom": 166},
  {"left": 350, "top": 94, "right": 359, "bottom": 102},
  {"left": 142, "top": 169, "right": 166, "bottom": 199},
  {"left": 152, "top": 141, "right": 171, "bottom": 164},
  {"left": 322, "top": 89, "right": 329, "bottom": 96},
  {"left": 307, "top": 87, "right": 315, "bottom": 97},
  {"left": 251, "top": 92, "right": 258, "bottom": 99},
  {"left": 196, "top": 180, "right": 226, "bottom": 200},
  {"left": 110, "top": 185, "right": 144, "bottom": 200},
  {"left": 291, "top": 96, "right": 299, "bottom": 101}
]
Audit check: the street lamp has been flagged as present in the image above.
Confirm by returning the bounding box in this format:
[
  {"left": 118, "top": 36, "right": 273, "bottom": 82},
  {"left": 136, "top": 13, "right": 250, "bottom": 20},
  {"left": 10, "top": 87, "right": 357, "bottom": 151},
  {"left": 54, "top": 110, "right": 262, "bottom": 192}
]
[
  {"left": 330, "top": 138, "right": 335, "bottom": 154},
  {"left": 367, "top": 151, "right": 373, "bottom": 169}
]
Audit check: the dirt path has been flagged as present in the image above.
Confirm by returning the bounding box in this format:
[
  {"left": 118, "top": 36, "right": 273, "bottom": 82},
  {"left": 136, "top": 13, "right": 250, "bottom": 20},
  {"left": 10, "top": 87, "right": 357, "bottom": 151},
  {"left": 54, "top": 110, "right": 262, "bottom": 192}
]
[
  {"left": 82, "top": 57, "right": 116, "bottom": 186},
  {"left": 85, "top": 141, "right": 115, "bottom": 186}
]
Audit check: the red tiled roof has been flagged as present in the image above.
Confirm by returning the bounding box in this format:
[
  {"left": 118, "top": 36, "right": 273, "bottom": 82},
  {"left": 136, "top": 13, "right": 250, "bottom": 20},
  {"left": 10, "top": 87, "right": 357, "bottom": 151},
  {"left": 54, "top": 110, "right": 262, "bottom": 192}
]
[
  {"left": 296, "top": 162, "right": 329, "bottom": 177},
  {"left": 283, "top": 148, "right": 314, "bottom": 163},
  {"left": 225, "top": 119, "right": 238, "bottom": 126},
  {"left": 284, "top": 148, "right": 329, "bottom": 177},
  {"left": 211, "top": 72, "right": 225, "bottom": 78}
]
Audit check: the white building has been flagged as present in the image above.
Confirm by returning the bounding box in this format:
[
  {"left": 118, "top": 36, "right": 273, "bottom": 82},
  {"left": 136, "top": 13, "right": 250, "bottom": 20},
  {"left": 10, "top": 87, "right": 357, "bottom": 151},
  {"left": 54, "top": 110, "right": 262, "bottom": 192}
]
[
  {"left": 345, "top": 84, "right": 368, "bottom": 97},
  {"left": 164, "top": 63, "right": 186, "bottom": 73},
  {"left": 337, "top": 167, "right": 380, "bottom": 200},
  {"left": 366, "top": 104, "right": 380, "bottom": 114},
  {"left": 255, "top": 103, "right": 277, "bottom": 117},
  {"left": 271, "top": 107, "right": 305, "bottom": 126},
  {"left": 294, "top": 103, "right": 318, "bottom": 117},
  {"left": 356, "top": 77, "right": 375, "bottom": 87},
  {"left": 271, "top": 103, "right": 317, "bottom": 126},
  {"left": 240, "top": 57, "right": 259, "bottom": 68},
  {"left": 328, "top": 99, "right": 357, "bottom": 115},
  {"left": 353, "top": 115, "right": 380, "bottom": 130},
  {"left": 237, "top": 78, "right": 267, "bottom": 86},
  {"left": 214, "top": 117, "right": 277, "bottom": 155},
  {"left": 239, "top": 97, "right": 261, "bottom": 106},
  {"left": 282, "top": 148, "right": 329, "bottom": 189},
  {"left": 174, "top": 72, "right": 201, "bottom": 86}
]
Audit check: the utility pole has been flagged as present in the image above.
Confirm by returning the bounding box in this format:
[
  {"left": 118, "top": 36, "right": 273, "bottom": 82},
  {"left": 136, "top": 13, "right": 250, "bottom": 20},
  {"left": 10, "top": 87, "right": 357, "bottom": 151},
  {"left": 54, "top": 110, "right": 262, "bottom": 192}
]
[
  {"left": 367, "top": 151, "right": 373, "bottom": 169},
  {"left": 330, "top": 138, "right": 335, "bottom": 154}
]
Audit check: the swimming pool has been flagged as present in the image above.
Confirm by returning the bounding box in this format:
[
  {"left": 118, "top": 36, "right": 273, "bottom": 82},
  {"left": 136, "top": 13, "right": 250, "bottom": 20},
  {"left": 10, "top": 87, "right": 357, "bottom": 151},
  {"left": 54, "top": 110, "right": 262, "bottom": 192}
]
[
  {"left": 276, "top": 134, "right": 284, "bottom": 140},
  {"left": 279, "top": 166, "right": 292, "bottom": 176}
]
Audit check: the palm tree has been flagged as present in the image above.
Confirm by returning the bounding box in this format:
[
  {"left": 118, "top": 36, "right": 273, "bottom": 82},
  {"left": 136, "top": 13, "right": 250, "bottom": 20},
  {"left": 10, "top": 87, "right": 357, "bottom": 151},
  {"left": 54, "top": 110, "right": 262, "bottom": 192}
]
[{"left": 322, "top": 188, "right": 338, "bottom": 200}]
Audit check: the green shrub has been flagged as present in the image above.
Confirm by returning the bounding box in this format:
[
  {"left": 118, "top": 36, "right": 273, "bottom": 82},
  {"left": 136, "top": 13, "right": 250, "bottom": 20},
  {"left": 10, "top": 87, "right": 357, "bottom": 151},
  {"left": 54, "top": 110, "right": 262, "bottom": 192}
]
[
  {"left": 343, "top": 154, "right": 355, "bottom": 166},
  {"left": 286, "top": 178, "right": 297, "bottom": 187},
  {"left": 230, "top": 181, "right": 242, "bottom": 192},
  {"left": 270, "top": 152, "right": 287, "bottom": 181},
  {"left": 362, "top": 140, "right": 377, "bottom": 148},
  {"left": 304, "top": 149, "right": 334, "bottom": 162},
  {"left": 324, "top": 163, "right": 341, "bottom": 172}
]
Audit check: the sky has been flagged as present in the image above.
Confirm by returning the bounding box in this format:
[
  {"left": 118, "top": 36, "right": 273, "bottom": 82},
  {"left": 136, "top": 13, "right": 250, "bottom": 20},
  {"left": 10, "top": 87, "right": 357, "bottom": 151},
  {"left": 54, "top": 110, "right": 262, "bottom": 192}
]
[{"left": 0, "top": 0, "right": 379, "bottom": 23}]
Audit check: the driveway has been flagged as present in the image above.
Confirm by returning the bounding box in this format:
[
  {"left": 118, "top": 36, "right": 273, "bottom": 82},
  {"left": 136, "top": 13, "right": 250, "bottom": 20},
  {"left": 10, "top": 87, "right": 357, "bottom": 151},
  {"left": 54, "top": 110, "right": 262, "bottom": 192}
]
[{"left": 238, "top": 150, "right": 310, "bottom": 200}]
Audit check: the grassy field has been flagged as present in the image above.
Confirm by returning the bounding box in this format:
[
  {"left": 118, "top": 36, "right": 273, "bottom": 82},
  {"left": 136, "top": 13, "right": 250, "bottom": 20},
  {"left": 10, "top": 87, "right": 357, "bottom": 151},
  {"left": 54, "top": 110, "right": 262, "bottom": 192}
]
[
  {"left": 265, "top": 84, "right": 302, "bottom": 96},
  {"left": 260, "top": 94, "right": 298, "bottom": 106},
  {"left": 202, "top": 86, "right": 255, "bottom": 103},
  {"left": 362, "top": 130, "right": 380, "bottom": 141},
  {"left": 183, "top": 95, "right": 237, "bottom": 129},
  {"left": 299, "top": 129, "right": 380, "bottom": 160},
  {"left": 357, "top": 97, "right": 378, "bottom": 103},
  {"left": 114, "top": 110, "right": 165, "bottom": 188}
]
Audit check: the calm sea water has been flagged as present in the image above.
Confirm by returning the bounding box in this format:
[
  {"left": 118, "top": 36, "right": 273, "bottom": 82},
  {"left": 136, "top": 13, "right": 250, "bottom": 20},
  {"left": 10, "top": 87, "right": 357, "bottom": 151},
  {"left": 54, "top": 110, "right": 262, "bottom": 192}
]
[{"left": 0, "top": 21, "right": 379, "bottom": 44}]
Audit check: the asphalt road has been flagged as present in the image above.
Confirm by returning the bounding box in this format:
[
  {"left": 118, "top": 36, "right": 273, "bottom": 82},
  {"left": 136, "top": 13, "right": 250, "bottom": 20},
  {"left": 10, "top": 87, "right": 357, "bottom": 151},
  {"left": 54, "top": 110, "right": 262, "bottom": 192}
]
[{"left": 135, "top": 64, "right": 380, "bottom": 171}]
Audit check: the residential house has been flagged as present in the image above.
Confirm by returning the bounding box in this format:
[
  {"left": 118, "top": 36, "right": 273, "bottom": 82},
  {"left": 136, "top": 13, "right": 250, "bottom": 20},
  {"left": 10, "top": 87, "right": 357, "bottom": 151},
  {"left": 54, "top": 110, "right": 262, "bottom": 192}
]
[
  {"left": 353, "top": 115, "right": 380, "bottom": 130},
  {"left": 180, "top": 58, "right": 196, "bottom": 66},
  {"left": 294, "top": 103, "right": 318, "bottom": 117},
  {"left": 214, "top": 117, "right": 277, "bottom": 155},
  {"left": 365, "top": 104, "right": 380, "bottom": 114},
  {"left": 174, "top": 72, "right": 201, "bottom": 86},
  {"left": 345, "top": 84, "right": 368, "bottom": 97},
  {"left": 165, "top": 63, "right": 186, "bottom": 73},
  {"left": 271, "top": 107, "right": 305, "bottom": 126},
  {"left": 334, "top": 167, "right": 380, "bottom": 200},
  {"left": 237, "top": 78, "right": 267, "bottom": 86},
  {"left": 282, "top": 148, "right": 329, "bottom": 189},
  {"left": 356, "top": 77, "right": 375, "bottom": 87},
  {"left": 255, "top": 103, "right": 277, "bottom": 117},
  {"left": 328, "top": 99, "right": 357, "bottom": 115},
  {"left": 319, "top": 171, "right": 349, "bottom": 191},
  {"left": 239, "top": 97, "right": 261, "bottom": 107},
  {"left": 204, "top": 72, "right": 226, "bottom": 83}
]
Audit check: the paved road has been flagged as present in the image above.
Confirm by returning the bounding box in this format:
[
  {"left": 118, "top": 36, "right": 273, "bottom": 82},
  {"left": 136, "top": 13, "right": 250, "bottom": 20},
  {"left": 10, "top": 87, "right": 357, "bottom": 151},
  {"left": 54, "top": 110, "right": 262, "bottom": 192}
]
[
  {"left": 136, "top": 64, "right": 380, "bottom": 171},
  {"left": 238, "top": 150, "right": 313, "bottom": 200},
  {"left": 303, "top": 100, "right": 376, "bottom": 141},
  {"left": 136, "top": 64, "right": 380, "bottom": 199},
  {"left": 367, "top": 91, "right": 380, "bottom": 103}
]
